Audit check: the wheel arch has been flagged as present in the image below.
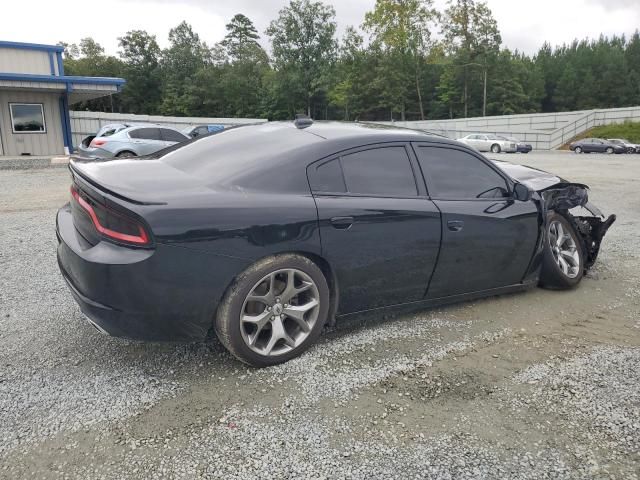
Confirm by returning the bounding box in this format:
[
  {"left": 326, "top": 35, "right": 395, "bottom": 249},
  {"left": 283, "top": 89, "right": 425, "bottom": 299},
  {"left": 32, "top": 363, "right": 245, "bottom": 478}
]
[{"left": 207, "top": 249, "right": 340, "bottom": 341}]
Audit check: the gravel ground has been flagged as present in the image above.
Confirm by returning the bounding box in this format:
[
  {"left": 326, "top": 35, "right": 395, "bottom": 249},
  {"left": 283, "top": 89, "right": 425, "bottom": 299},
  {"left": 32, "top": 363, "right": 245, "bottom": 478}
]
[{"left": 0, "top": 152, "right": 639, "bottom": 479}]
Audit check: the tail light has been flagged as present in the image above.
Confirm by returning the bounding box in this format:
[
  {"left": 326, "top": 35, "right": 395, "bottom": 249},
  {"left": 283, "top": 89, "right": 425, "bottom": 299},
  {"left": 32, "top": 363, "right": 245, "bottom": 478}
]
[
  {"left": 90, "top": 138, "right": 107, "bottom": 148},
  {"left": 70, "top": 185, "right": 150, "bottom": 246}
]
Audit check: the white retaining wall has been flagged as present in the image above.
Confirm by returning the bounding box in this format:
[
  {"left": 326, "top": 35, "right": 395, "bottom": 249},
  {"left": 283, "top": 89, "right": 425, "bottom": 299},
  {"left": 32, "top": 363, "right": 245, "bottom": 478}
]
[
  {"left": 376, "top": 106, "right": 640, "bottom": 149},
  {"left": 69, "top": 111, "right": 267, "bottom": 148},
  {"left": 70, "top": 106, "right": 640, "bottom": 150}
]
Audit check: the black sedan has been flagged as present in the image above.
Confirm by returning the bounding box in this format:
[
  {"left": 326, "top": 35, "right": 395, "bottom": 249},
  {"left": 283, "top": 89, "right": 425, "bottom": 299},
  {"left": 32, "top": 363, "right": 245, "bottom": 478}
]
[
  {"left": 569, "top": 138, "right": 626, "bottom": 154},
  {"left": 57, "top": 120, "right": 615, "bottom": 367}
]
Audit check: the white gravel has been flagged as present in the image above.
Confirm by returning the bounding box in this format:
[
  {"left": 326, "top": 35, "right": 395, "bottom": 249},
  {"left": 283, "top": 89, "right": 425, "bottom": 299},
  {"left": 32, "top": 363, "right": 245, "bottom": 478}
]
[{"left": 1, "top": 156, "right": 639, "bottom": 479}]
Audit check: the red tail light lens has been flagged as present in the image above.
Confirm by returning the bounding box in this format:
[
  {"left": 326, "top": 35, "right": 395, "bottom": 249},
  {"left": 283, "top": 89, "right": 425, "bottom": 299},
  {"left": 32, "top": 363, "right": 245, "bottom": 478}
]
[
  {"left": 70, "top": 185, "right": 150, "bottom": 246},
  {"left": 90, "top": 138, "right": 107, "bottom": 147}
]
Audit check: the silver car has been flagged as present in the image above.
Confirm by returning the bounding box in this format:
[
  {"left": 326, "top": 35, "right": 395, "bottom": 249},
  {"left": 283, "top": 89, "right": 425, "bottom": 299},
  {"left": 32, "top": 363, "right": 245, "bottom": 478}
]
[
  {"left": 457, "top": 133, "right": 517, "bottom": 153},
  {"left": 77, "top": 125, "right": 189, "bottom": 159}
]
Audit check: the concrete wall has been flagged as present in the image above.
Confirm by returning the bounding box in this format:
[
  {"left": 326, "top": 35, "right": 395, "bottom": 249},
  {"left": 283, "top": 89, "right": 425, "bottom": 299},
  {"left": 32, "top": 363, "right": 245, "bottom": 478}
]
[
  {"left": 0, "top": 47, "right": 55, "bottom": 76},
  {"left": 69, "top": 111, "right": 267, "bottom": 148},
  {"left": 378, "top": 106, "right": 640, "bottom": 149},
  {"left": 0, "top": 91, "right": 64, "bottom": 156}
]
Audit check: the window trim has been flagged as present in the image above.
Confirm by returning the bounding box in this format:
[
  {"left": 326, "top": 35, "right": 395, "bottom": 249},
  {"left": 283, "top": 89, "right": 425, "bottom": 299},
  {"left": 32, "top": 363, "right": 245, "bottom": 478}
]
[
  {"left": 9, "top": 102, "right": 46, "bottom": 134},
  {"left": 412, "top": 142, "right": 514, "bottom": 202},
  {"left": 307, "top": 142, "right": 425, "bottom": 199}
]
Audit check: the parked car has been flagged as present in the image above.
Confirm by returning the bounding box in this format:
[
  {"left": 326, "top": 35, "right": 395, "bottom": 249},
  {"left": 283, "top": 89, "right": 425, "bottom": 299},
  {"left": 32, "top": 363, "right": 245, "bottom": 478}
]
[
  {"left": 182, "top": 124, "right": 226, "bottom": 138},
  {"left": 457, "top": 133, "right": 517, "bottom": 153},
  {"left": 569, "top": 138, "right": 626, "bottom": 154},
  {"left": 78, "top": 123, "right": 132, "bottom": 152},
  {"left": 57, "top": 120, "right": 615, "bottom": 367},
  {"left": 77, "top": 125, "right": 189, "bottom": 159},
  {"left": 607, "top": 138, "right": 639, "bottom": 154},
  {"left": 498, "top": 136, "right": 532, "bottom": 153}
]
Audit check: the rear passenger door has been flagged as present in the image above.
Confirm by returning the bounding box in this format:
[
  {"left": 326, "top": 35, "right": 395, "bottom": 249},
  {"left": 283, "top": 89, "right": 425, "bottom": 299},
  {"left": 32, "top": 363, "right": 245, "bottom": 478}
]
[
  {"left": 308, "top": 144, "right": 442, "bottom": 314},
  {"left": 159, "top": 128, "right": 188, "bottom": 146},
  {"left": 414, "top": 144, "right": 540, "bottom": 298},
  {"left": 128, "top": 128, "right": 165, "bottom": 155}
]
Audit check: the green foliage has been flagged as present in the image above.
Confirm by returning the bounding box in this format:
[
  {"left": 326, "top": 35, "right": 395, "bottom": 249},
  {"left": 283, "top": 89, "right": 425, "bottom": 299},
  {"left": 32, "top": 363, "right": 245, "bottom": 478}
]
[
  {"left": 266, "top": 0, "right": 338, "bottom": 116},
  {"left": 581, "top": 121, "right": 640, "bottom": 144},
  {"left": 58, "top": 3, "right": 640, "bottom": 122}
]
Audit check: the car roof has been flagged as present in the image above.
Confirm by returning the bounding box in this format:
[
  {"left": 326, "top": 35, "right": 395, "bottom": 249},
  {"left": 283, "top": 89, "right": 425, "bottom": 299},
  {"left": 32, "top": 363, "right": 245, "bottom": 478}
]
[{"left": 161, "top": 121, "right": 453, "bottom": 192}]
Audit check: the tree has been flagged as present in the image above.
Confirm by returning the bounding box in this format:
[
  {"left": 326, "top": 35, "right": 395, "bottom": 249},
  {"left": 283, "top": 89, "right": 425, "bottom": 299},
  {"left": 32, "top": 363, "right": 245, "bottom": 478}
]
[
  {"left": 221, "top": 14, "right": 261, "bottom": 59},
  {"left": 440, "top": 0, "right": 501, "bottom": 117},
  {"left": 160, "top": 21, "right": 211, "bottom": 115},
  {"left": 266, "top": 0, "right": 337, "bottom": 117},
  {"left": 118, "top": 30, "right": 162, "bottom": 114},
  {"left": 363, "top": 0, "right": 438, "bottom": 120}
]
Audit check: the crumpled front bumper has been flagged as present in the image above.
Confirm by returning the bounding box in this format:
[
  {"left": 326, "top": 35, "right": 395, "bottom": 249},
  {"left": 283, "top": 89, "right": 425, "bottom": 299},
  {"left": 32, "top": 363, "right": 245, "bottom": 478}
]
[{"left": 569, "top": 202, "right": 616, "bottom": 269}]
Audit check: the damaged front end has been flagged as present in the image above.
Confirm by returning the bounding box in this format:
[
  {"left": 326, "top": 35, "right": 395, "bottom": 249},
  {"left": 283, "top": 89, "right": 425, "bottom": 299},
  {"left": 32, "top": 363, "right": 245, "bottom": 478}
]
[{"left": 540, "top": 184, "right": 616, "bottom": 269}]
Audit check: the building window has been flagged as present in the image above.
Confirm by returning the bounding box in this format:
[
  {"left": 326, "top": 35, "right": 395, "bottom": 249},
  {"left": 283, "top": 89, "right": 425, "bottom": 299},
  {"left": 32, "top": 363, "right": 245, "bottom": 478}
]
[{"left": 9, "top": 103, "right": 46, "bottom": 133}]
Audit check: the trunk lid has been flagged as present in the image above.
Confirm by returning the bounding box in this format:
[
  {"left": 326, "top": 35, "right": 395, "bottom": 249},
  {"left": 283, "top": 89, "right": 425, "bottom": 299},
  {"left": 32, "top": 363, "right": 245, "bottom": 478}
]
[{"left": 69, "top": 158, "right": 214, "bottom": 205}]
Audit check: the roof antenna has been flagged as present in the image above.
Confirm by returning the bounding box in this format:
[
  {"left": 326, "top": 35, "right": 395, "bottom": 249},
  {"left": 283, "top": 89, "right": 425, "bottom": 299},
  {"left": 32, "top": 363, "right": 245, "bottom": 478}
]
[{"left": 294, "top": 114, "right": 313, "bottom": 129}]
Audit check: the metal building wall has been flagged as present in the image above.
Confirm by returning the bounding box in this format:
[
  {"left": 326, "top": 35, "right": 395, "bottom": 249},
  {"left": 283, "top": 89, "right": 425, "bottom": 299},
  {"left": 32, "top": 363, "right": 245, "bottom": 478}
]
[
  {"left": 0, "top": 48, "right": 54, "bottom": 76},
  {"left": 0, "top": 91, "right": 64, "bottom": 156}
]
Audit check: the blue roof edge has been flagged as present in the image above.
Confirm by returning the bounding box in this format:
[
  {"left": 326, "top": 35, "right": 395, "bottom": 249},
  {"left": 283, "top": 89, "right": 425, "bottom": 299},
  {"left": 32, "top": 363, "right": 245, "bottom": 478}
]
[
  {"left": 0, "top": 40, "right": 65, "bottom": 53},
  {"left": 0, "top": 72, "right": 126, "bottom": 86}
]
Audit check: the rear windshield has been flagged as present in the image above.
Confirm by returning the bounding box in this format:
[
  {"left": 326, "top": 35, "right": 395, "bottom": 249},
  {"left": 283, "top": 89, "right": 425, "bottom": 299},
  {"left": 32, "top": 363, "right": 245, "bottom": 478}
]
[{"left": 161, "top": 123, "right": 321, "bottom": 183}]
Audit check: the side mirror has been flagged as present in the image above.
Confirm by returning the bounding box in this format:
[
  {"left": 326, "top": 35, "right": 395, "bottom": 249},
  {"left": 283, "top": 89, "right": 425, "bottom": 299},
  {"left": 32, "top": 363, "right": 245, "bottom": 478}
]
[{"left": 513, "top": 183, "right": 532, "bottom": 202}]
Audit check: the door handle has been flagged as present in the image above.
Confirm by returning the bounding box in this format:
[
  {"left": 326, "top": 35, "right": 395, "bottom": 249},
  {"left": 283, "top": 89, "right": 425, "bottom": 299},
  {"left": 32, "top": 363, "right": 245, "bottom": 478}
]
[
  {"left": 330, "top": 216, "right": 354, "bottom": 230},
  {"left": 447, "top": 220, "right": 464, "bottom": 232}
]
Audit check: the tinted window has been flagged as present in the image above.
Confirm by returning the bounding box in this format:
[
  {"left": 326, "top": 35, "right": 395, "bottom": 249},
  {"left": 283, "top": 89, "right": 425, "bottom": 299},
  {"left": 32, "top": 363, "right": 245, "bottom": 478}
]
[
  {"left": 341, "top": 147, "right": 417, "bottom": 196},
  {"left": 194, "top": 126, "right": 209, "bottom": 137},
  {"left": 129, "top": 128, "right": 161, "bottom": 140},
  {"left": 309, "top": 158, "right": 346, "bottom": 193},
  {"left": 10, "top": 103, "right": 46, "bottom": 133},
  {"left": 160, "top": 128, "right": 188, "bottom": 143},
  {"left": 418, "top": 147, "right": 508, "bottom": 200}
]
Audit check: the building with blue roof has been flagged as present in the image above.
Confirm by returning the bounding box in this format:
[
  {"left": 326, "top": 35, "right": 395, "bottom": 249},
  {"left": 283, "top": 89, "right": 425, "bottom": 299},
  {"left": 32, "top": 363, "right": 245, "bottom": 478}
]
[{"left": 0, "top": 40, "right": 125, "bottom": 156}]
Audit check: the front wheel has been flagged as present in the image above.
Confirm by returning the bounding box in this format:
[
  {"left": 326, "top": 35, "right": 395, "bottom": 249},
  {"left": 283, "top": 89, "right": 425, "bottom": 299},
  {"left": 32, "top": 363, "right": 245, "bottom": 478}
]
[
  {"left": 491, "top": 144, "right": 501, "bottom": 153},
  {"left": 605, "top": 147, "right": 614, "bottom": 154},
  {"left": 574, "top": 146, "right": 583, "bottom": 154},
  {"left": 539, "top": 213, "right": 584, "bottom": 289},
  {"left": 215, "top": 254, "right": 330, "bottom": 367}
]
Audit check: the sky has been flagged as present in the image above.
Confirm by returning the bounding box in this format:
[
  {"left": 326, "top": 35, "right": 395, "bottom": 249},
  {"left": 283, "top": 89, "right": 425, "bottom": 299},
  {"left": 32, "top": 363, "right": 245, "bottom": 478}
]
[{"left": 2, "top": 0, "right": 639, "bottom": 56}]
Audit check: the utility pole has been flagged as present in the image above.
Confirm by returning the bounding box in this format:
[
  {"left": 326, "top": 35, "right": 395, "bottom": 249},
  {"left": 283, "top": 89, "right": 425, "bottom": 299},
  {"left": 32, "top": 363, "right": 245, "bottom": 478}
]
[{"left": 483, "top": 66, "right": 487, "bottom": 117}]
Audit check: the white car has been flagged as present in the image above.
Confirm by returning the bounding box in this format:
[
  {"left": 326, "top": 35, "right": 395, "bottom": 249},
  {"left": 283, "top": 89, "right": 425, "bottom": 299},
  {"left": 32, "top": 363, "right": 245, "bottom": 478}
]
[{"left": 457, "top": 134, "right": 517, "bottom": 153}]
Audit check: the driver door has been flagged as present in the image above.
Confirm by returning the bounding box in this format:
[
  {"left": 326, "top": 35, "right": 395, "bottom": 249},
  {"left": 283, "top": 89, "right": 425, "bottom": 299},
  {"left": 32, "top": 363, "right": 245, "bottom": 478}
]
[{"left": 414, "top": 143, "right": 540, "bottom": 298}]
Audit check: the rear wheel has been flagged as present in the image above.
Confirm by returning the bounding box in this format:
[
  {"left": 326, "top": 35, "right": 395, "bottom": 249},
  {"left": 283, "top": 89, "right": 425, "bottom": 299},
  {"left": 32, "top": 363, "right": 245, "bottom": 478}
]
[
  {"left": 491, "top": 144, "right": 501, "bottom": 153},
  {"left": 539, "top": 213, "right": 584, "bottom": 289},
  {"left": 116, "top": 151, "right": 136, "bottom": 158},
  {"left": 215, "top": 254, "right": 330, "bottom": 367}
]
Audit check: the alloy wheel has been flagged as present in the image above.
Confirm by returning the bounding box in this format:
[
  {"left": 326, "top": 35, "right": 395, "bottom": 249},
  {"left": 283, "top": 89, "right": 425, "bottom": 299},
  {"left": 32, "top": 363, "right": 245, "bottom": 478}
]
[
  {"left": 240, "top": 268, "right": 320, "bottom": 357},
  {"left": 548, "top": 220, "right": 580, "bottom": 279}
]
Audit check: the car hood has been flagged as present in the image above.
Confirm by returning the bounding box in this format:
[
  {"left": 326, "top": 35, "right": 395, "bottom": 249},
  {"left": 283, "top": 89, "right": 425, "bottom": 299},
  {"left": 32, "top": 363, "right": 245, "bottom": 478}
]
[{"left": 491, "top": 160, "right": 581, "bottom": 191}]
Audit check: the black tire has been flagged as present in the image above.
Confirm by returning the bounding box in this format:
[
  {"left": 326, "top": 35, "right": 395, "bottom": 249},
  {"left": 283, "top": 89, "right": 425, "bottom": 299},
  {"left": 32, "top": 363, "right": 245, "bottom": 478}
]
[
  {"left": 116, "top": 150, "right": 136, "bottom": 158},
  {"left": 491, "top": 144, "right": 501, "bottom": 153},
  {"left": 539, "top": 213, "right": 584, "bottom": 290},
  {"left": 214, "top": 254, "right": 330, "bottom": 367},
  {"left": 605, "top": 147, "right": 614, "bottom": 154},
  {"left": 574, "top": 146, "right": 583, "bottom": 154}
]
